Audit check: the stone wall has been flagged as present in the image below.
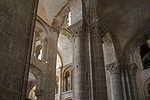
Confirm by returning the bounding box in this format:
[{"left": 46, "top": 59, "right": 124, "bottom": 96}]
[
  {"left": 0, "top": 0, "right": 37, "bottom": 99},
  {"left": 68, "top": 0, "right": 83, "bottom": 25},
  {"left": 103, "top": 33, "right": 116, "bottom": 65}
]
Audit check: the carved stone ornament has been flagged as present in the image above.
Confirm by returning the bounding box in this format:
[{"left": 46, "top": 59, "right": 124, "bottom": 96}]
[
  {"left": 35, "top": 89, "right": 44, "bottom": 96},
  {"left": 106, "top": 62, "right": 121, "bottom": 74},
  {"left": 91, "top": 20, "right": 103, "bottom": 38},
  {"left": 68, "top": 19, "right": 86, "bottom": 39},
  {"left": 127, "top": 63, "right": 138, "bottom": 75}
]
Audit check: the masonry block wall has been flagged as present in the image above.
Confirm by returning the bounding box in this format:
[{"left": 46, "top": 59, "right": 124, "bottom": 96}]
[
  {"left": 103, "top": 33, "right": 116, "bottom": 65},
  {"left": 0, "top": 0, "right": 37, "bottom": 100}
]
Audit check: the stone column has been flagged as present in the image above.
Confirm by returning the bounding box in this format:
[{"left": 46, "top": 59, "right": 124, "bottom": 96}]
[
  {"left": 91, "top": 20, "right": 107, "bottom": 99},
  {"left": 41, "top": 37, "right": 48, "bottom": 62},
  {"left": 70, "top": 70, "right": 73, "bottom": 90},
  {"left": 127, "top": 63, "right": 139, "bottom": 100},
  {"left": 44, "top": 30, "right": 58, "bottom": 100},
  {"left": 107, "top": 62, "right": 123, "bottom": 100},
  {"left": 58, "top": 67, "right": 63, "bottom": 100},
  {"left": 68, "top": 20, "right": 88, "bottom": 100}
]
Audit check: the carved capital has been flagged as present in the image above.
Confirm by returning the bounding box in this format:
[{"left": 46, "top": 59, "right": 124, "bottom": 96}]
[
  {"left": 68, "top": 20, "right": 86, "bottom": 38},
  {"left": 106, "top": 62, "right": 121, "bottom": 74},
  {"left": 91, "top": 20, "right": 103, "bottom": 38},
  {"left": 127, "top": 63, "right": 138, "bottom": 75},
  {"left": 35, "top": 89, "right": 44, "bottom": 96}
]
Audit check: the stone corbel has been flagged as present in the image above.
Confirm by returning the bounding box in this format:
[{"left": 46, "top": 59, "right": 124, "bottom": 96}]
[{"left": 106, "top": 61, "right": 127, "bottom": 74}]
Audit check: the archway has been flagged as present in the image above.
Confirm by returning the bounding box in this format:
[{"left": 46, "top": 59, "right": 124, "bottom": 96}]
[{"left": 26, "top": 64, "right": 44, "bottom": 100}]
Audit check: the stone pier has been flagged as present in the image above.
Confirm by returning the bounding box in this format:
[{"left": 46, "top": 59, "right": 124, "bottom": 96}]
[
  {"left": 91, "top": 20, "right": 107, "bottom": 99},
  {"left": 69, "top": 20, "right": 88, "bottom": 100}
]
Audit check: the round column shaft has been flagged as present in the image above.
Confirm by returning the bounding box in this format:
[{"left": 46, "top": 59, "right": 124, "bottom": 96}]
[
  {"left": 58, "top": 67, "right": 63, "bottom": 100},
  {"left": 107, "top": 62, "right": 123, "bottom": 100},
  {"left": 69, "top": 20, "right": 88, "bottom": 100},
  {"left": 44, "top": 31, "right": 58, "bottom": 100},
  {"left": 127, "top": 63, "right": 139, "bottom": 100}
]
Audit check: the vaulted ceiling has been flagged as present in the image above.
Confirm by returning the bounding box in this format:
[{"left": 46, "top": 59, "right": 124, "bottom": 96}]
[
  {"left": 36, "top": 0, "right": 73, "bottom": 67},
  {"left": 97, "top": 0, "right": 150, "bottom": 56},
  {"left": 37, "top": 0, "right": 68, "bottom": 26}
]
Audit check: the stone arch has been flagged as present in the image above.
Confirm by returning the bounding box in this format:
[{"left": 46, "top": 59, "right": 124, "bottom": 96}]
[
  {"left": 123, "top": 30, "right": 150, "bottom": 68},
  {"left": 28, "top": 86, "right": 37, "bottom": 100},
  {"left": 63, "top": 65, "right": 73, "bottom": 91},
  {"left": 36, "top": 16, "right": 49, "bottom": 38},
  {"left": 102, "top": 32, "right": 117, "bottom": 65},
  {"left": 124, "top": 30, "right": 150, "bottom": 55},
  {"left": 59, "top": 28, "right": 73, "bottom": 43},
  {"left": 122, "top": 30, "right": 150, "bottom": 100},
  {"left": 29, "top": 64, "right": 45, "bottom": 98},
  {"left": 26, "top": 77, "right": 36, "bottom": 97}
]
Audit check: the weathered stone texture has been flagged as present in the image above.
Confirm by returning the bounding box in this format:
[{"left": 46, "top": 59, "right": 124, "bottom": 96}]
[
  {"left": 0, "top": 0, "right": 37, "bottom": 99},
  {"left": 103, "top": 33, "right": 116, "bottom": 65}
]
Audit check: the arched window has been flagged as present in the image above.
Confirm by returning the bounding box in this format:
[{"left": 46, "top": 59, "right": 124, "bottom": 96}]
[
  {"left": 66, "top": 71, "right": 71, "bottom": 91},
  {"left": 140, "top": 44, "right": 150, "bottom": 69},
  {"left": 63, "top": 68, "right": 73, "bottom": 92},
  {"left": 143, "top": 54, "right": 150, "bottom": 69},
  {"left": 67, "top": 12, "right": 71, "bottom": 26},
  {"left": 38, "top": 49, "right": 42, "bottom": 60}
]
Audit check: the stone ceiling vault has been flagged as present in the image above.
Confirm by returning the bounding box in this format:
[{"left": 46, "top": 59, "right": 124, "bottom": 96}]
[
  {"left": 37, "top": 0, "right": 68, "bottom": 26},
  {"left": 97, "top": 0, "right": 150, "bottom": 57}
]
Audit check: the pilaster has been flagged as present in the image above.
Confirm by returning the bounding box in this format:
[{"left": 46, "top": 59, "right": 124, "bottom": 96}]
[
  {"left": 44, "top": 30, "right": 59, "bottom": 100},
  {"left": 127, "top": 63, "right": 139, "bottom": 100},
  {"left": 58, "top": 66, "right": 63, "bottom": 100},
  {"left": 90, "top": 20, "right": 107, "bottom": 100}
]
